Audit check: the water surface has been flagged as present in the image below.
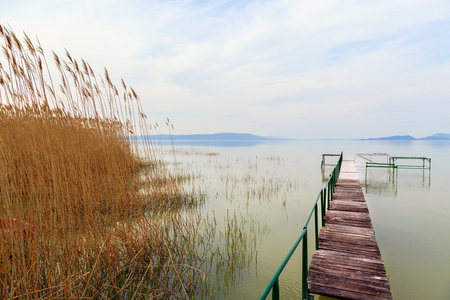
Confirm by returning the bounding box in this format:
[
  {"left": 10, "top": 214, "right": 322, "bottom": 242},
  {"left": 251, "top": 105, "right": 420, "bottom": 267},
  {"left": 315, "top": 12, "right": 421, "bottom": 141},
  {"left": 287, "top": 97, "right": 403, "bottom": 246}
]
[{"left": 161, "top": 140, "right": 450, "bottom": 299}]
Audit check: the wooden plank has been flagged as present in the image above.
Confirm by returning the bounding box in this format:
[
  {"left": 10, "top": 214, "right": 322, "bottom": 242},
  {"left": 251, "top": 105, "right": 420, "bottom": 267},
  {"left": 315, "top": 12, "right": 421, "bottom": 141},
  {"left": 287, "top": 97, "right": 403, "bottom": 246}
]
[
  {"left": 337, "top": 178, "right": 361, "bottom": 183},
  {"left": 309, "top": 263, "right": 390, "bottom": 294},
  {"left": 309, "top": 264, "right": 392, "bottom": 299},
  {"left": 320, "top": 224, "right": 375, "bottom": 236},
  {"left": 332, "top": 195, "right": 366, "bottom": 202},
  {"left": 309, "top": 251, "right": 391, "bottom": 299},
  {"left": 309, "top": 276, "right": 392, "bottom": 300},
  {"left": 325, "top": 210, "right": 373, "bottom": 228},
  {"left": 311, "top": 250, "right": 387, "bottom": 273},
  {"left": 319, "top": 227, "right": 379, "bottom": 247},
  {"left": 318, "top": 238, "right": 382, "bottom": 259},
  {"left": 334, "top": 186, "right": 363, "bottom": 191},
  {"left": 333, "top": 191, "right": 365, "bottom": 198},
  {"left": 318, "top": 225, "right": 382, "bottom": 259},
  {"left": 329, "top": 200, "right": 369, "bottom": 213}
]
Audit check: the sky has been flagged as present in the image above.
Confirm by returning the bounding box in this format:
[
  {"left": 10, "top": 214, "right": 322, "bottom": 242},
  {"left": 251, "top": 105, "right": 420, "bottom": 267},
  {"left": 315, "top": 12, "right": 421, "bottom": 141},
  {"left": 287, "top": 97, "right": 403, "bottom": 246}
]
[{"left": 1, "top": 0, "right": 449, "bottom": 139}]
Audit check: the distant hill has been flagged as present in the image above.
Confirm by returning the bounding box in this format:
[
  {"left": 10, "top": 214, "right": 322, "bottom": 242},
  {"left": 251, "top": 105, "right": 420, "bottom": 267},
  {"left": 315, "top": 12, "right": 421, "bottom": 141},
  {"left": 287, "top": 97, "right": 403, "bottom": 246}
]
[
  {"left": 420, "top": 133, "right": 450, "bottom": 140},
  {"left": 135, "top": 133, "right": 291, "bottom": 141},
  {"left": 364, "top": 133, "right": 450, "bottom": 140},
  {"left": 365, "top": 135, "right": 416, "bottom": 141}
]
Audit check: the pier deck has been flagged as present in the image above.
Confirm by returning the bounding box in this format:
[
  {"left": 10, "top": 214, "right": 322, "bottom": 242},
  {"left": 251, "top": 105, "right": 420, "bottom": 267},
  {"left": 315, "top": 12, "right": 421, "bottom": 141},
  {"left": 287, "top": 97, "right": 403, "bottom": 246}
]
[{"left": 308, "top": 161, "right": 392, "bottom": 300}]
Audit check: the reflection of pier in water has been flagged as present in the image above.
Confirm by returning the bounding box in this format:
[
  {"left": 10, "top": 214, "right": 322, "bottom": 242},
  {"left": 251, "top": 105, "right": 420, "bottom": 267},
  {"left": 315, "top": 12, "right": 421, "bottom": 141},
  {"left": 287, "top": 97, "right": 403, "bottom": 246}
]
[
  {"left": 361, "top": 166, "right": 399, "bottom": 196},
  {"left": 321, "top": 154, "right": 341, "bottom": 182},
  {"left": 356, "top": 154, "right": 431, "bottom": 196}
]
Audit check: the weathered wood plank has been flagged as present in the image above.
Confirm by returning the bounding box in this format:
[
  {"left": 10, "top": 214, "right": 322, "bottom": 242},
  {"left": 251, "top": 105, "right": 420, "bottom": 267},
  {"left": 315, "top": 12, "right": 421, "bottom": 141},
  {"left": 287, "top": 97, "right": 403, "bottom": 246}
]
[
  {"left": 329, "top": 200, "right": 369, "bottom": 212},
  {"left": 311, "top": 250, "right": 387, "bottom": 273},
  {"left": 309, "top": 265, "right": 390, "bottom": 293},
  {"left": 309, "top": 279, "right": 392, "bottom": 300},
  {"left": 318, "top": 226, "right": 382, "bottom": 258},
  {"left": 325, "top": 210, "right": 373, "bottom": 228},
  {"left": 318, "top": 239, "right": 382, "bottom": 259},
  {"left": 309, "top": 267, "right": 392, "bottom": 300},
  {"left": 332, "top": 194, "right": 365, "bottom": 202},
  {"left": 309, "top": 252, "right": 391, "bottom": 297},
  {"left": 319, "top": 224, "right": 375, "bottom": 236},
  {"left": 319, "top": 227, "right": 379, "bottom": 247},
  {"left": 335, "top": 183, "right": 361, "bottom": 188}
]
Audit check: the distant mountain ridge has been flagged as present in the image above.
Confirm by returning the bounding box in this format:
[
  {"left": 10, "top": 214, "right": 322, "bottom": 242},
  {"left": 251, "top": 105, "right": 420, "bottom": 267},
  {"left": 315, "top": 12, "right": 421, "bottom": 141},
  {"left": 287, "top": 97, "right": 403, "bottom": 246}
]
[
  {"left": 135, "top": 133, "right": 291, "bottom": 141},
  {"left": 132, "top": 132, "right": 450, "bottom": 141},
  {"left": 364, "top": 133, "right": 450, "bottom": 140}
]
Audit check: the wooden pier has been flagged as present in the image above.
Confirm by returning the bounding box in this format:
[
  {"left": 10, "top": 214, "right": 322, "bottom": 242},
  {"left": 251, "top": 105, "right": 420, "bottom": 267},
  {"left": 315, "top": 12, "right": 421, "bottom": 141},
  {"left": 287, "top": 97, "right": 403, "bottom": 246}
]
[{"left": 308, "top": 160, "right": 392, "bottom": 300}]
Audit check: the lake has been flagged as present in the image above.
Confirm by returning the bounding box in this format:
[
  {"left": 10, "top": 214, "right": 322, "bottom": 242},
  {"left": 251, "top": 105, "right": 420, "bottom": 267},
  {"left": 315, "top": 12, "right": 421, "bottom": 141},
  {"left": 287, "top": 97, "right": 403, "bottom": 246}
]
[{"left": 158, "top": 139, "right": 450, "bottom": 299}]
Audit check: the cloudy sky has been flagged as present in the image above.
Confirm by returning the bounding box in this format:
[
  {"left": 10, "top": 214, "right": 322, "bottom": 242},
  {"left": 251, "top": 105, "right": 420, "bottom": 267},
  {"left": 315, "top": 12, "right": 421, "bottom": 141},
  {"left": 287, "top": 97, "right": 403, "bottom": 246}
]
[{"left": 1, "top": 0, "right": 449, "bottom": 139}]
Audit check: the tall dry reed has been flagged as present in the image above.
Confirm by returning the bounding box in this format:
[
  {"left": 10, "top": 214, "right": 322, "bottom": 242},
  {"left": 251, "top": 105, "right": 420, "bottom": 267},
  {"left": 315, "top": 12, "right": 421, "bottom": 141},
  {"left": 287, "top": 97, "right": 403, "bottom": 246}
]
[{"left": 0, "top": 24, "right": 204, "bottom": 299}]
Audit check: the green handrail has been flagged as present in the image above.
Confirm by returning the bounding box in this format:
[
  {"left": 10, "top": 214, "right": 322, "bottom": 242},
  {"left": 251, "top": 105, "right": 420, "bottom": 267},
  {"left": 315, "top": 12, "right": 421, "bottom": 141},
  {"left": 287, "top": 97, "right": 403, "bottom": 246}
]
[
  {"left": 259, "top": 152, "right": 343, "bottom": 300},
  {"left": 390, "top": 156, "right": 431, "bottom": 170}
]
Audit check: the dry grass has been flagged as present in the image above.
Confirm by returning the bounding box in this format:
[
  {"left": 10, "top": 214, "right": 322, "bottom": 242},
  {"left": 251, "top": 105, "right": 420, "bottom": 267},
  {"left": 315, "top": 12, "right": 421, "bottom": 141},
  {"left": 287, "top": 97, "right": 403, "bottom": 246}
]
[{"left": 0, "top": 25, "right": 205, "bottom": 299}]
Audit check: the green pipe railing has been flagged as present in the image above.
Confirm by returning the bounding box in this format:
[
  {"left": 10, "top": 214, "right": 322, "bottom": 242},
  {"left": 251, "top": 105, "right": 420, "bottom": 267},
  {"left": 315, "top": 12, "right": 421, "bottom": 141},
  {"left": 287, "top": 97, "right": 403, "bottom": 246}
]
[
  {"left": 259, "top": 152, "right": 343, "bottom": 300},
  {"left": 366, "top": 157, "right": 432, "bottom": 171},
  {"left": 390, "top": 156, "right": 431, "bottom": 170},
  {"left": 366, "top": 162, "right": 397, "bottom": 168}
]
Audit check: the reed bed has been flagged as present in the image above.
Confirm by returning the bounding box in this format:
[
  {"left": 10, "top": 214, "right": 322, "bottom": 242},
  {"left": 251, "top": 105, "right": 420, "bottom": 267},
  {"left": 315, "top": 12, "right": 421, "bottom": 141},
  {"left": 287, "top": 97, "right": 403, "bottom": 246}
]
[
  {"left": 0, "top": 25, "right": 211, "bottom": 299},
  {"left": 0, "top": 24, "right": 265, "bottom": 299}
]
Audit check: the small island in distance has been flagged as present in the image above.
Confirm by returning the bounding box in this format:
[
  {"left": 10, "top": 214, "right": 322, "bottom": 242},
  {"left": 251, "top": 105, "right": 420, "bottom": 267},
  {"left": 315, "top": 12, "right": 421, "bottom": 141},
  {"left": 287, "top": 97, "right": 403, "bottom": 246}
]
[{"left": 362, "top": 133, "right": 450, "bottom": 140}]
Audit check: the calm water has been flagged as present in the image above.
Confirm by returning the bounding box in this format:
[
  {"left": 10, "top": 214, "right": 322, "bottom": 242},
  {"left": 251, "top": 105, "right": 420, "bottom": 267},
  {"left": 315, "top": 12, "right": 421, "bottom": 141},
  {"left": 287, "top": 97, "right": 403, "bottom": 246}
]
[{"left": 160, "top": 140, "right": 450, "bottom": 300}]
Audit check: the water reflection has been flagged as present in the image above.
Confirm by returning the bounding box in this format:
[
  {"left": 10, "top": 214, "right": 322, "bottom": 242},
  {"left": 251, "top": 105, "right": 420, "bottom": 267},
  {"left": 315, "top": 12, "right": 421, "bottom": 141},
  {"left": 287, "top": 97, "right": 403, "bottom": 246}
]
[
  {"left": 363, "top": 168, "right": 398, "bottom": 197},
  {"left": 362, "top": 167, "right": 431, "bottom": 197}
]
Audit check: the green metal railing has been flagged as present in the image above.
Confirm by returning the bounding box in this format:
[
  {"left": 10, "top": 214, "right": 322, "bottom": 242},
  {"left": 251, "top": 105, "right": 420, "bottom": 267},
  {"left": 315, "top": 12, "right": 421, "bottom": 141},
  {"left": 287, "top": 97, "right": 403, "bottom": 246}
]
[
  {"left": 259, "top": 152, "right": 343, "bottom": 300},
  {"left": 365, "top": 157, "right": 432, "bottom": 176},
  {"left": 365, "top": 162, "right": 397, "bottom": 168},
  {"left": 389, "top": 156, "right": 431, "bottom": 170}
]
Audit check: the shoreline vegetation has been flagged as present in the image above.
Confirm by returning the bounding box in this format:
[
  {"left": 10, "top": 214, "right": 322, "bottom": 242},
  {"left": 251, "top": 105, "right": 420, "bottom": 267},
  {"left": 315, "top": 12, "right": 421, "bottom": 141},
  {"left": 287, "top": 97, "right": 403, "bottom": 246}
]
[{"left": 0, "top": 25, "right": 253, "bottom": 299}]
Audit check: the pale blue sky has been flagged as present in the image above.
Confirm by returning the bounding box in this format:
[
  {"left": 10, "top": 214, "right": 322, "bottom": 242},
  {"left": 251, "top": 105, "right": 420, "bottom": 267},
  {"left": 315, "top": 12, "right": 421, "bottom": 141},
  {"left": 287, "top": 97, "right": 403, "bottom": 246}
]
[{"left": 1, "top": 0, "right": 449, "bottom": 139}]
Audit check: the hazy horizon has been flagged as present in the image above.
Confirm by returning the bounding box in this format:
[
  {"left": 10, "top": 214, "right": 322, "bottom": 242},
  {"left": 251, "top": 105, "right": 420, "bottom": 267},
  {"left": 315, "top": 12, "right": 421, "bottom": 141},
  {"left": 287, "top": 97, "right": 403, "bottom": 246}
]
[{"left": 137, "top": 131, "right": 450, "bottom": 141}]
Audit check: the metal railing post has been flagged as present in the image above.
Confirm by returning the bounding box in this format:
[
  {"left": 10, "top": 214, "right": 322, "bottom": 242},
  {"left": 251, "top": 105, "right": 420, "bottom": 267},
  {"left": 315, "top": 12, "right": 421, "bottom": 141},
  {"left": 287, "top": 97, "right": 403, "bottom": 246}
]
[
  {"left": 327, "top": 179, "right": 331, "bottom": 207},
  {"left": 302, "top": 229, "right": 308, "bottom": 300},
  {"left": 314, "top": 204, "right": 318, "bottom": 250},
  {"left": 320, "top": 189, "right": 325, "bottom": 226},
  {"left": 272, "top": 279, "right": 279, "bottom": 300},
  {"left": 331, "top": 172, "right": 334, "bottom": 198}
]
